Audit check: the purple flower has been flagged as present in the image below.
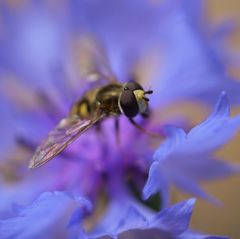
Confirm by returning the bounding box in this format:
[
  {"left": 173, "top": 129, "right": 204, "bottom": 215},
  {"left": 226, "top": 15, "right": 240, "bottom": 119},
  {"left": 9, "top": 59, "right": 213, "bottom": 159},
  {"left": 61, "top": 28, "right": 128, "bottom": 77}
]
[{"left": 0, "top": 0, "right": 239, "bottom": 238}]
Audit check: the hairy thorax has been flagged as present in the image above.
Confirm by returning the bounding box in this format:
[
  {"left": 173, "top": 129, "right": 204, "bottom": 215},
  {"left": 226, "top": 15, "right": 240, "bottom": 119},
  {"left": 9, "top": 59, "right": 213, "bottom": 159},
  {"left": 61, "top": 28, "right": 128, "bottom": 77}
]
[{"left": 70, "top": 84, "right": 123, "bottom": 119}]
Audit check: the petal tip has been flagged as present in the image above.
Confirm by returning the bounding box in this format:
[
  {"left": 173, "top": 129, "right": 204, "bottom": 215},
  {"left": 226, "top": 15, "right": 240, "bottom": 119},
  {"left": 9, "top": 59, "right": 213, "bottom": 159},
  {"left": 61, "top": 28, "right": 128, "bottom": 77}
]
[
  {"left": 142, "top": 188, "right": 150, "bottom": 201},
  {"left": 187, "top": 198, "right": 197, "bottom": 206}
]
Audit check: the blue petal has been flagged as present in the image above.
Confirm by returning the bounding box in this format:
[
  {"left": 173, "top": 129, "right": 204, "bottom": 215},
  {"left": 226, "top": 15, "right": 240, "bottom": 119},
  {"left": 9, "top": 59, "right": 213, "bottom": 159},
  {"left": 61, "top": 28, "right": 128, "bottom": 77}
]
[
  {"left": 115, "top": 206, "right": 148, "bottom": 233},
  {"left": 151, "top": 198, "right": 196, "bottom": 235},
  {"left": 87, "top": 196, "right": 224, "bottom": 239},
  {"left": 67, "top": 198, "right": 92, "bottom": 228},
  {"left": 2, "top": 0, "right": 240, "bottom": 108},
  {"left": 150, "top": 2, "right": 240, "bottom": 107},
  {"left": 142, "top": 161, "right": 170, "bottom": 205},
  {"left": 186, "top": 92, "right": 240, "bottom": 152},
  {"left": 179, "top": 231, "right": 230, "bottom": 239},
  {"left": 0, "top": 3, "right": 67, "bottom": 88},
  {"left": 153, "top": 127, "right": 187, "bottom": 161},
  {"left": 0, "top": 191, "right": 90, "bottom": 239},
  {"left": 88, "top": 194, "right": 153, "bottom": 238},
  {"left": 144, "top": 92, "right": 240, "bottom": 203}
]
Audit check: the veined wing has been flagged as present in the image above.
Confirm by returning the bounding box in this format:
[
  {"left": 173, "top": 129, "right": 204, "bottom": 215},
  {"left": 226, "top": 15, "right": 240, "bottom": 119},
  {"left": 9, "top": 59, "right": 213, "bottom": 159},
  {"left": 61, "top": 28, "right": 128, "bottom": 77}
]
[
  {"left": 73, "top": 35, "right": 117, "bottom": 84},
  {"left": 29, "top": 112, "right": 106, "bottom": 169}
]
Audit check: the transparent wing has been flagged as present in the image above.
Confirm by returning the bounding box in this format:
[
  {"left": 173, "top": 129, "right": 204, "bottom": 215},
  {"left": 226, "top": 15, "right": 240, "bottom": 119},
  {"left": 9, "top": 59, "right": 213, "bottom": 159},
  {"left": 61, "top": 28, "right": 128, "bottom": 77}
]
[
  {"left": 72, "top": 35, "right": 117, "bottom": 84},
  {"left": 29, "top": 112, "right": 106, "bottom": 169}
]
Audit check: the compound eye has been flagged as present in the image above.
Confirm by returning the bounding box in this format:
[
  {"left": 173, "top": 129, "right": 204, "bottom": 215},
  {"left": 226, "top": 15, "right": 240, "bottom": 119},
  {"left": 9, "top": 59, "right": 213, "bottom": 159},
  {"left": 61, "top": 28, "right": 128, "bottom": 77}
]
[
  {"left": 119, "top": 89, "right": 139, "bottom": 118},
  {"left": 125, "top": 80, "right": 143, "bottom": 91}
]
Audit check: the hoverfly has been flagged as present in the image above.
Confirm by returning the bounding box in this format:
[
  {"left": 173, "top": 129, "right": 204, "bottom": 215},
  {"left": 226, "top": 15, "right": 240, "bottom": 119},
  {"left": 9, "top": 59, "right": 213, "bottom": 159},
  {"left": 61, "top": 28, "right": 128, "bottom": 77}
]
[{"left": 29, "top": 36, "right": 154, "bottom": 169}]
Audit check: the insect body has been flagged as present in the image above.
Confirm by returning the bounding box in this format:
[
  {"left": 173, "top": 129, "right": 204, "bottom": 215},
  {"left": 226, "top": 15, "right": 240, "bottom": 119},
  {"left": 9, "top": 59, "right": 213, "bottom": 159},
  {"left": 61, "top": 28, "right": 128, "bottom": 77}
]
[
  {"left": 71, "top": 81, "right": 152, "bottom": 120},
  {"left": 71, "top": 83, "right": 122, "bottom": 119},
  {"left": 29, "top": 36, "right": 153, "bottom": 169}
]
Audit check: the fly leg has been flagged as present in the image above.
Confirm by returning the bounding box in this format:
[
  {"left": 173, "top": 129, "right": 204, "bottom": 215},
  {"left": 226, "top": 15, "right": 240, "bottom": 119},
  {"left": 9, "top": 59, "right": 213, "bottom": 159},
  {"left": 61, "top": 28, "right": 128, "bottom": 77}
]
[
  {"left": 129, "top": 118, "right": 163, "bottom": 138},
  {"left": 114, "top": 117, "right": 120, "bottom": 145},
  {"left": 94, "top": 122, "right": 110, "bottom": 163}
]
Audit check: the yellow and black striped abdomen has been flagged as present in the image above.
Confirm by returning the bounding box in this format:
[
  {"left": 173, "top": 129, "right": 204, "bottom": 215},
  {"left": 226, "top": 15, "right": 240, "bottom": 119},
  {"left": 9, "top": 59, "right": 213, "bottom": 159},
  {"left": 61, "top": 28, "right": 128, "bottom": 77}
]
[{"left": 70, "top": 99, "right": 91, "bottom": 119}]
